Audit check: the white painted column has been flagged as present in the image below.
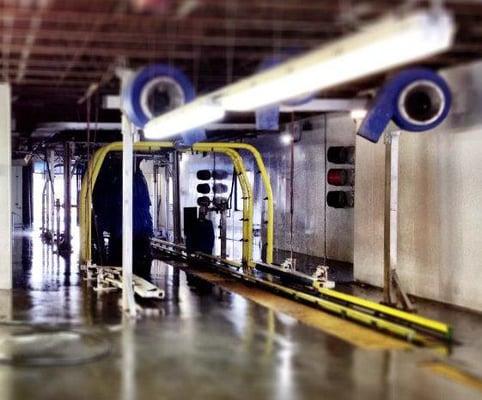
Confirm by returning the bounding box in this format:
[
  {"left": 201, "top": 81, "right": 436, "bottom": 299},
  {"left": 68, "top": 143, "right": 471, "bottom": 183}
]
[
  {"left": 117, "top": 68, "right": 137, "bottom": 316},
  {"left": 0, "top": 84, "right": 12, "bottom": 290},
  {"left": 122, "top": 114, "right": 136, "bottom": 316}
]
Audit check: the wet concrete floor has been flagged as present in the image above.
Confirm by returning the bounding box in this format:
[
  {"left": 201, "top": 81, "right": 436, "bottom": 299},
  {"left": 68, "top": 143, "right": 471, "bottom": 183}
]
[{"left": 1, "top": 230, "right": 482, "bottom": 399}]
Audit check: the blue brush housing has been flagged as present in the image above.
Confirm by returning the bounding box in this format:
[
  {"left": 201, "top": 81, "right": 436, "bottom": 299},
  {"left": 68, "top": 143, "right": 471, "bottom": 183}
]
[{"left": 358, "top": 68, "right": 452, "bottom": 143}]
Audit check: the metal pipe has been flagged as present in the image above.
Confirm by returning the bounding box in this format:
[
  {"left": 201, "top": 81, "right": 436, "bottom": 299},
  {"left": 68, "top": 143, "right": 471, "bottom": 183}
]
[
  {"left": 63, "top": 141, "right": 72, "bottom": 249},
  {"left": 172, "top": 151, "right": 182, "bottom": 245},
  {"left": 153, "top": 162, "right": 159, "bottom": 234},
  {"left": 41, "top": 178, "right": 47, "bottom": 234},
  {"left": 121, "top": 115, "right": 136, "bottom": 316},
  {"left": 219, "top": 209, "right": 227, "bottom": 259}
]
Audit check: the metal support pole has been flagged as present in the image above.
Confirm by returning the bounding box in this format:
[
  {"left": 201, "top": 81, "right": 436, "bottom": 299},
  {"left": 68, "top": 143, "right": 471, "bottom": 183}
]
[
  {"left": 122, "top": 114, "right": 137, "bottom": 316},
  {"left": 220, "top": 209, "right": 227, "bottom": 258},
  {"left": 164, "top": 166, "right": 171, "bottom": 239},
  {"left": 383, "top": 131, "right": 414, "bottom": 311},
  {"left": 116, "top": 67, "right": 137, "bottom": 316},
  {"left": 172, "top": 151, "right": 182, "bottom": 244},
  {"left": 55, "top": 198, "right": 61, "bottom": 245},
  {"left": 49, "top": 149, "right": 56, "bottom": 237},
  {"left": 153, "top": 163, "right": 159, "bottom": 235},
  {"left": 63, "top": 141, "right": 72, "bottom": 250}
]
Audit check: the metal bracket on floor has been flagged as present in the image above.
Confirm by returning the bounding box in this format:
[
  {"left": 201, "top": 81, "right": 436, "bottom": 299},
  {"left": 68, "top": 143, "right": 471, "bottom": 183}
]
[
  {"left": 312, "top": 265, "right": 335, "bottom": 289},
  {"left": 88, "top": 265, "right": 165, "bottom": 300},
  {"left": 384, "top": 268, "right": 415, "bottom": 311}
]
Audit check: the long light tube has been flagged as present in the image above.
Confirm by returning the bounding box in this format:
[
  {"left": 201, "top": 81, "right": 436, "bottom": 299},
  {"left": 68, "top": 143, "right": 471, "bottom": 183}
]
[
  {"left": 215, "top": 9, "right": 455, "bottom": 111},
  {"left": 143, "top": 99, "right": 225, "bottom": 139},
  {"left": 142, "top": 9, "right": 454, "bottom": 139}
]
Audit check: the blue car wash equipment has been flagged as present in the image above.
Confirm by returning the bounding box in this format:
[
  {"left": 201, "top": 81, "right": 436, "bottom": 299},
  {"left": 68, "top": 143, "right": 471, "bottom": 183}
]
[{"left": 358, "top": 68, "right": 451, "bottom": 143}]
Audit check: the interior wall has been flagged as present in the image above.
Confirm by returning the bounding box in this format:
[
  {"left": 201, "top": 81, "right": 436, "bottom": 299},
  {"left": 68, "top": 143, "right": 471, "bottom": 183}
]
[
  {"left": 0, "top": 84, "right": 12, "bottom": 290},
  {"left": 354, "top": 61, "right": 482, "bottom": 312}
]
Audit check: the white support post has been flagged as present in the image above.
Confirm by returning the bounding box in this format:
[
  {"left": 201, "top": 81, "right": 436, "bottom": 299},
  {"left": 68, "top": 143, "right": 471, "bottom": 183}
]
[
  {"left": 0, "top": 84, "right": 12, "bottom": 290},
  {"left": 383, "top": 131, "right": 414, "bottom": 311},
  {"left": 383, "top": 131, "right": 400, "bottom": 305},
  {"left": 118, "top": 68, "right": 137, "bottom": 317},
  {"left": 122, "top": 114, "right": 137, "bottom": 316}
]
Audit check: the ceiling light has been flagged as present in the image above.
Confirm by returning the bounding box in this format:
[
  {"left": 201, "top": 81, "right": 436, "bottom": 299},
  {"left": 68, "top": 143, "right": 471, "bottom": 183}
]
[
  {"left": 350, "top": 109, "right": 367, "bottom": 120},
  {"left": 215, "top": 9, "right": 455, "bottom": 112},
  {"left": 143, "top": 99, "right": 225, "bottom": 140},
  {"left": 280, "top": 133, "right": 293, "bottom": 145}
]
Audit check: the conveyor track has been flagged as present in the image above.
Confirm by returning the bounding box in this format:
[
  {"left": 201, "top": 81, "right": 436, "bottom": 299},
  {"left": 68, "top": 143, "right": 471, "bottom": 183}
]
[{"left": 151, "top": 238, "right": 452, "bottom": 345}]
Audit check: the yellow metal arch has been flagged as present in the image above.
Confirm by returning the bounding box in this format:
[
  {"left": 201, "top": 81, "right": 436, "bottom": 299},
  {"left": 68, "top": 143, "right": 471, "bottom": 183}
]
[
  {"left": 79, "top": 141, "right": 269, "bottom": 269},
  {"left": 193, "top": 145, "right": 254, "bottom": 268},
  {"left": 79, "top": 142, "right": 172, "bottom": 263},
  {"left": 196, "top": 143, "right": 274, "bottom": 264}
]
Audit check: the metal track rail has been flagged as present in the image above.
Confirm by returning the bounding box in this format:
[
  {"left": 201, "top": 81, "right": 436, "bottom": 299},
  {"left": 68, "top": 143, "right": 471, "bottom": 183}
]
[{"left": 151, "top": 238, "right": 452, "bottom": 345}]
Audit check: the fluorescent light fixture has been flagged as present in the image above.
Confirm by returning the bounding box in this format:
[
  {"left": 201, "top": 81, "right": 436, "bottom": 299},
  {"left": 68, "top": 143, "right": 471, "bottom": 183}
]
[
  {"left": 143, "top": 99, "right": 225, "bottom": 139},
  {"left": 350, "top": 109, "right": 367, "bottom": 120},
  {"left": 141, "top": 9, "right": 454, "bottom": 141},
  {"left": 215, "top": 9, "right": 455, "bottom": 111}
]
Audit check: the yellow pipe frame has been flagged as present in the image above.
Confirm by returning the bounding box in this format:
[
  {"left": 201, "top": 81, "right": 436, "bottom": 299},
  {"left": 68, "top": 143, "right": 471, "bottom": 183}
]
[
  {"left": 79, "top": 141, "right": 271, "bottom": 269},
  {"left": 195, "top": 143, "right": 274, "bottom": 264},
  {"left": 192, "top": 144, "right": 254, "bottom": 269},
  {"left": 79, "top": 142, "right": 172, "bottom": 263},
  {"left": 191, "top": 147, "right": 255, "bottom": 267}
]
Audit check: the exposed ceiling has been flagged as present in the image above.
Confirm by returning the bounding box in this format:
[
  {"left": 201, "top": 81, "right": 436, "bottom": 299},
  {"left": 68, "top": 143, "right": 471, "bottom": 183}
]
[{"left": 2, "top": 0, "right": 482, "bottom": 134}]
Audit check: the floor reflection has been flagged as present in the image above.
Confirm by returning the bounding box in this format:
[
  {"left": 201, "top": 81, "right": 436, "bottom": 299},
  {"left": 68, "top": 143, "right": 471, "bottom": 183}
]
[{"left": 5, "top": 231, "right": 482, "bottom": 400}]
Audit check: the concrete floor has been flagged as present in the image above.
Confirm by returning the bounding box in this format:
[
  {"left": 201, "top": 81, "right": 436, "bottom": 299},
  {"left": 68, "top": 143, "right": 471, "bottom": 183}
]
[{"left": 1, "top": 230, "right": 481, "bottom": 399}]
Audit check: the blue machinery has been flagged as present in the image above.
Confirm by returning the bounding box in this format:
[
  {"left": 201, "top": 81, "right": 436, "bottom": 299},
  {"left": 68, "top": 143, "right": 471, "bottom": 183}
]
[
  {"left": 121, "top": 64, "right": 205, "bottom": 144},
  {"left": 359, "top": 68, "right": 452, "bottom": 142}
]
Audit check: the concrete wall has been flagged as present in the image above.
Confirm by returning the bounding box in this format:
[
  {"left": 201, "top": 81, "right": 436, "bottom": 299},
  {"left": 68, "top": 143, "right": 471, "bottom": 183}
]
[
  {"left": 354, "top": 61, "right": 482, "bottom": 312},
  {"left": 0, "top": 84, "right": 12, "bottom": 290}
]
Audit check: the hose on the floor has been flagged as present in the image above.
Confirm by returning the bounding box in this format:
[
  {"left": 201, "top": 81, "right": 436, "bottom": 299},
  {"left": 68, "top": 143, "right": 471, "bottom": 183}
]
[{"left": 0, "top": 321, "right": 112, "bottom": 367}]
